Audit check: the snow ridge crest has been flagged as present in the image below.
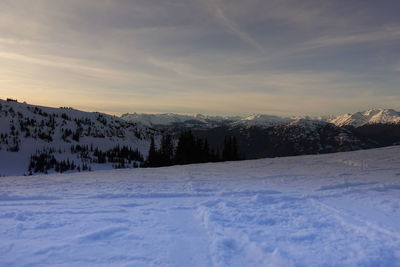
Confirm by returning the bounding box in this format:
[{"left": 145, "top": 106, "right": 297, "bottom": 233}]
[{"left": 329, "top": 108, "right": 400, "bottom": 127}]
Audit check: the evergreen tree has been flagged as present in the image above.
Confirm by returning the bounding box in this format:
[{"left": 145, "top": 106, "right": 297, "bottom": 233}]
[
  {"left": 174, "top": 131, "right": 214, "bottom": 165},
  {"left": 145, "top": 137, "right": 162, "bottom": 167},
  {"left": 222, "top": 135, "right": 240, "bottom": 161},
  {"left": 160, "top": 134, "right": 174, "bottom": 166},
  {"left": 174, "top": 131, "right": 197, "bottom": 164},
  {"left": 201, "top": 139, "right": 210, "bottom": 162}
]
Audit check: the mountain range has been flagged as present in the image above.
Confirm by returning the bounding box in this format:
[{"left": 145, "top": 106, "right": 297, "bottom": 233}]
[
  {"left": 123, "top": 108, "right": 400, "bottom": 159},
  {"left": 121, "top": 108, "right": 400, "bottom": 128},
  {"left": 1, "top": 98, "right": 399, "bottom": 176},
  {"left": 329, "top": 108, "right": 400, "bottom": 127}
]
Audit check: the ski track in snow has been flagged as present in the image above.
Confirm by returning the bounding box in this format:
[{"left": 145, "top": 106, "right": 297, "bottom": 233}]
[{"left": 0, "top": 146, "right": 400, "bottom": 266}]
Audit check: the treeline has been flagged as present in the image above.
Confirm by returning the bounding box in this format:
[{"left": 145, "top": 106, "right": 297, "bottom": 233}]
[
  {"left": 28, "top": 148, "right": 91, "bottom": 175},
  {"left": 145, "top": 131, "right": 242, "bottom": 167},
  {"left": 27, "top": 145, "right": 144, "bottom": 174},
  {"left": 91, "top": 145, "right": 143, "bottom": 168},
  {"left": 73, "top": 144, "right": 143, "bottom": 169},
  {"left": 27, "top": 132, "right": 243, "bottom": 174}
]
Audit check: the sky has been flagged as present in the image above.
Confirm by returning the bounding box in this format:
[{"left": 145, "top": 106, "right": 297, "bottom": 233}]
[{"left": 1, "top": 0, "right": 400, "bottom": 116}]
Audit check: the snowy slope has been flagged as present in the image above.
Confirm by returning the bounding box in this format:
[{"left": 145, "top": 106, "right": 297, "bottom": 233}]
[
  {"left": 0, "top": 146, "right": 399, "bottom": 266},
  {"left": 0, "top": 99, "right": 155, "bottom": 176},
  {"left": 330, "top": 108, "right": 400, "bottom": 127}
]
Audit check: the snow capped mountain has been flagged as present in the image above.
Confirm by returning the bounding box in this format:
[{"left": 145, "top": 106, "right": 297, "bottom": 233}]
[
  {"left": 121, "top": 112, "right": 240, "bottom": 128},
  {"left": 121, "top": 112, "right": 321, "bottom": 129},
  {"left": 231, "top": 114, "right": 292, "bottom": 128},
  {"left": 121, "top": 113, "right": 197, "bottom": 127},
  {"left": 330, "top": 108, "right": 400, "bottom": 127},
  {"left": 122, "top": 109, "right": 400, "bottom": 129}
]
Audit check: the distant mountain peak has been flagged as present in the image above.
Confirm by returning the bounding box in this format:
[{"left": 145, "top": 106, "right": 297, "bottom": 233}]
[
  {"left": 120, "top": 112, "right": 240, "bottom": 128},
  {"left": 329, "top": 108, "right": 400, "bottom": 127},
  {"left": 231, "top": 114, "right": 292, "bottom": 128}
]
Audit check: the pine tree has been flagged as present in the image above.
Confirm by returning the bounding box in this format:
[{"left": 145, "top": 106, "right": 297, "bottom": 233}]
[
  {"left": 146, "top": 137, "right": 161, "bottom": 167},
  {"left": 160, "top": 134, "right": 174, "bottom": 166},
  {"left": 222, "top": 135, "right": 240, "bottom": 161},
  {"left": 202, "top": 139, "right": 210, "bottom": 162},
  {"left": 175, "top": 131, "right": 196, "bottom": 164}
]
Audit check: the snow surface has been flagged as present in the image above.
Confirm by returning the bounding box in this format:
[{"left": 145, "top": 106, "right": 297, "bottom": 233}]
[{"left": 1, "top": 146, "right": 400, "bottom": 266}]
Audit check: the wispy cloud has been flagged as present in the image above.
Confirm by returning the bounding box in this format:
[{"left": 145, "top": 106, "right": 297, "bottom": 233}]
[
  {"left": 206, "top": 0, "right": 264, "bottom": 52},
  {"left": 0, "top": 51, "right": 152, "bottom": 82},
  {"left": 302, "top": 26, "right": 400, "bottom": 51}
]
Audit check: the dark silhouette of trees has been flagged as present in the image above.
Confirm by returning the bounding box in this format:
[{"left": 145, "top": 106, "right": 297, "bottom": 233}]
[
  {"left": 173, "top": 131, "right": 214, "bottom": 164},
  {"left": 145, "top": 137, "right": 163, "bottom": 167},
  {"left": 174, "top": 131, "right": 198, "bottom": 164},
  {"left": 222, "top": 136, "right": 241, "bottom": 161},
  {"left": 27, "top": 145, "right": 143, "bottom": 174},
  {"left": 160, "top": 134, "right": 174, "bottom": 166},
  {"left": 28, "top": 150, "right": 76, "bottom": 174},
  {"left": 145, "top": 131, "right": 242, "bottom": 167}
]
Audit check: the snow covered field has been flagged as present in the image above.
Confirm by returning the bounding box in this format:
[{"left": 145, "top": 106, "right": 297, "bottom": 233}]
[{"left": 1, "top": 146, "right": 400, "bottom": 266}]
